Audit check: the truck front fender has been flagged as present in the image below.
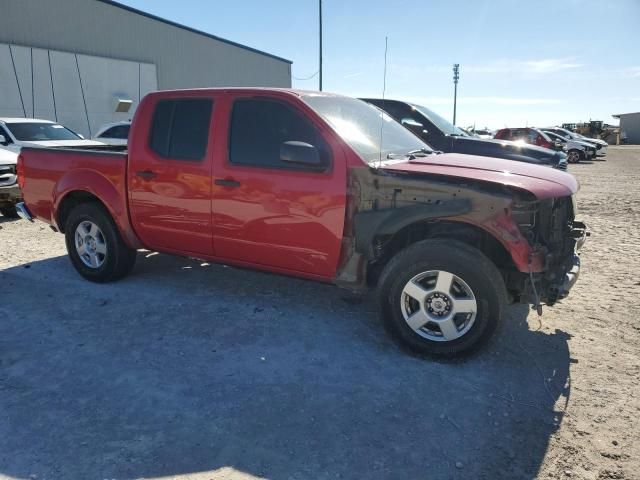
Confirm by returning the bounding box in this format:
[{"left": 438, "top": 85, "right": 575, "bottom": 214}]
[{"left": 353, "top": 199, "right": 472, "bottom": 258}]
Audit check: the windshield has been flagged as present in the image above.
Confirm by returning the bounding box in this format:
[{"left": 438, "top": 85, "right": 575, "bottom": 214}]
[
  {"left": 302, "top": 95, "right": 431, "bottom": 164},
  {"left": 411, "top": 104, "right": 468, "bottom": 136},
  {"left": 6, "top": 122, "right": 81, "bottom": 142}
]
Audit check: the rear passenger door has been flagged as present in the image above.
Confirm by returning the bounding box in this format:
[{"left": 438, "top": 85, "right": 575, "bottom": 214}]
[{"left": 128, "top": 96, "right": 215, "bottom": 256}]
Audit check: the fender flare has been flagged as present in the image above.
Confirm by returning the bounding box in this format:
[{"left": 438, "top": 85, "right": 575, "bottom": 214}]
[{"left": 53, "top": 169, "right": 142, "bottom": 249}]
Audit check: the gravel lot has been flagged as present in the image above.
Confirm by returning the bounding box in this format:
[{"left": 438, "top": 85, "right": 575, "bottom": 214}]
[{"left": 1, "top": 147, "right": 638, "bottom": 480}]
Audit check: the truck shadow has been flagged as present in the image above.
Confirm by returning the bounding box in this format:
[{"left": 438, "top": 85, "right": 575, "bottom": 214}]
[{"left": 0, "top": 252, "right": 572, "bottom": 479}]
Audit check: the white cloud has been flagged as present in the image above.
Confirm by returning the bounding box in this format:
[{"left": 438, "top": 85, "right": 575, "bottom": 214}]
[
  {"left": 520, "top": 58, "right": 584, "bottom": 73},
  {"left": 624, "top": 67, "right": 640, "bottom": 77}
]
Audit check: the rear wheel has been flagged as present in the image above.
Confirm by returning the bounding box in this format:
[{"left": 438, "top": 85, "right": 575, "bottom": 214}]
[
  {"left": 378, "top": 239, "right": 506, "bottom": 357},
  {"left": 0, "top": 206, "right": 19, "bottom": 218},
  {"left": 567, "top": 149, "right": 583, "bottom": 163},
  {"left": 64, "top": 203, "right": 136, "bottom": 282}
]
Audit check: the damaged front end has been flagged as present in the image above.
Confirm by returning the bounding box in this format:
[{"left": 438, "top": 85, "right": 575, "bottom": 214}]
[{"left": 511, "top": 196, "right": 588, "bottom": 307}]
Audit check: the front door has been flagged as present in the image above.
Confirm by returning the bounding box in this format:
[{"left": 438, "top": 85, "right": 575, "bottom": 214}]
[
  {"left": 128, "top": 96, "right": 215, "bottom": 256},
  {"left": 211, "top": 96, "right": 346, "bottom": 278}
]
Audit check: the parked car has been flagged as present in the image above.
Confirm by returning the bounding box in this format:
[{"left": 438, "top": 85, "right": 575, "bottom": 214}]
[
  {"left": 361, "top": 99, "right": 567, "bottom": 170},
  {"left": 493, "top": 127, "right": 556, "bottom": 150},
  {"left": 0, "top": 118, "right": 105, "bottom": 152},
  {"left": 543, "top": 130, "right": 596, "bottom": 163},
  {"left": 16, "top": 89, "right": 587, "bottom": 357},
  {"left": 0, "top": 147, "right": 20, "bottom": 217},
  {"left": 542, "top": 127, "right": 608, "bottom": 157},
  {"left": 468, "top": 128, "right": 494, "bottom": 140},
  {"left": 93, "top": 121, "right": 130, "bottom": 146}
]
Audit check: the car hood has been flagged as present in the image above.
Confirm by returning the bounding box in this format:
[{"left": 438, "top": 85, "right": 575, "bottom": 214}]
[
  {"left": 18, "top": 139, "right": 106, "bottom": 148},
  {"left": 0, "top": 148, "right": 18, "bottom": 165},
  {"left": 381, "top": 153, "right": 578, "bottom": 199},
  {"left": 455, "top": 136, "right": 559, "bottom": 160},
  {"left": 581, "top": 137, "right": 607, "bottom": 146}
]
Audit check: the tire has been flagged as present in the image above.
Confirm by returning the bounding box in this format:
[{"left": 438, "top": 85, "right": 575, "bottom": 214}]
[
  {"left": 567, "top": 149, "right": 583, "bottom": 163},
  {"left": 64, "top": 203, "right": 136, "bottom": 283},
  {"left": 378, "top": 239, "right": 507, "bottom": 357},
  {"left": 0, "top": 206, "right": 19, "bottom": 218}
]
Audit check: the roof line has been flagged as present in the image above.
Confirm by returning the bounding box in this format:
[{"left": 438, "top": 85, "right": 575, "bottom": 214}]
[{"left": 94, "top": 0, "right": 292, "bottom": 64}]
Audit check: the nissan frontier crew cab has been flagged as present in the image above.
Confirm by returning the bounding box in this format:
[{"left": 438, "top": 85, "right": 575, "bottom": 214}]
[{"left": 16, "top": 89, "right": 587, "bottom": 357}]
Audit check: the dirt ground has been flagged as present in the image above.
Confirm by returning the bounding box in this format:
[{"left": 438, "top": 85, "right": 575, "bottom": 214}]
[{"left": 0, "top": 147, "right": 638, "bottom": 480}]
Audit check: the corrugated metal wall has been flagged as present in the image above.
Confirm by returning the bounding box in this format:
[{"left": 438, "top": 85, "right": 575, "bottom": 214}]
[
  {"left": 0, "top": 42, "right": 157, "bottom": 137},
  {"left": 0, "top": 0, "right": 291, "bottom": 90},
  {"left": 619, "top": 113, "right": 640, "bottom": 144}
]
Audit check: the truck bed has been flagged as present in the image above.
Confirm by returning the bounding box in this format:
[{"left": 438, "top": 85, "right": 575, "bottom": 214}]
[{"left": 19, "top": 146, "right": 129, "bottom": 228}]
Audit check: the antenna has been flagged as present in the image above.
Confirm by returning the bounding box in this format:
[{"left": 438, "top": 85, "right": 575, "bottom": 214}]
[{"left": 378, "top": 36, "right": 388, "bottom": 169}]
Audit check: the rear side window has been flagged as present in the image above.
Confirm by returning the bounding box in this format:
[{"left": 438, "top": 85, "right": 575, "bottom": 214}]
[
  {"left": 101, "top": 125, "right": 130, "bottom": 139},
  {"left": 229, "top": 98, "right": 330, "bottom": 170},
  {"left": 149, "top": 99, "right": 213, "bottom": 161}
]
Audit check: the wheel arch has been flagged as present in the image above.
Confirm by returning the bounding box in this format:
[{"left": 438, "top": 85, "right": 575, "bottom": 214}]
[
  {"left": 366, "top": 218, "right": 517, "bottom": 286},
  {"left": 54, "top": 180, "right": 141, "bottom": 249}
]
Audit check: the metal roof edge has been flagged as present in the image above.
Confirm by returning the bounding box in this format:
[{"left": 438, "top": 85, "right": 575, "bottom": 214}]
[{"left": 94, "top": 0, "right": 293, "bottom": 64}]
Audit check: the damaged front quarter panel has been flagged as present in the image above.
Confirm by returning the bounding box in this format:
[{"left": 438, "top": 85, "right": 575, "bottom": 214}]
[{"left": 335, "top": 165, "right": 539, "bottom": 291}]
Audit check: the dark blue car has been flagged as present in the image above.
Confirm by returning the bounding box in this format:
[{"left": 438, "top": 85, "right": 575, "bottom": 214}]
[{"left": 361, "top": 99, "right": 567, "bottom": 170}]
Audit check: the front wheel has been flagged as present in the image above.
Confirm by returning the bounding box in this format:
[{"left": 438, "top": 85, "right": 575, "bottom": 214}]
[
  {"left": 378, "top": 239, "right": 507, "bottom": 357},
  {"left": 64, "top": 203, "right": 137, "bottom": 283},
  {"left": 567, "top": 149, "right": 583, "bottom": 163}
]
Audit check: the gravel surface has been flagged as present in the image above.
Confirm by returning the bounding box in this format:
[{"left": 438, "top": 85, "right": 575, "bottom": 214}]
[{"left": 0, "top": 147, "right": 638, "bottom": 480}]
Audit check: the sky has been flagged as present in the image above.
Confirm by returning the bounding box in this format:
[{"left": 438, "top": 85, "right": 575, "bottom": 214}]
[{"left": 118, "top": 0, "right": 640, "bottom": 129}]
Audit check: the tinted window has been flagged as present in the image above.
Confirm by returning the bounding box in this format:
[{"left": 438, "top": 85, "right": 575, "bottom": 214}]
[
  {"left": 229, "top": 98, "right": 330, "bottom": 170},
  {"left": 149, "top": 99, "right": 213, "bottom": 161},
  {"left": 101, "top": 125, "right": 129, "bottom": 139},
  {"left": 6, "top": 122, "right": 81, "bottom": 141}
]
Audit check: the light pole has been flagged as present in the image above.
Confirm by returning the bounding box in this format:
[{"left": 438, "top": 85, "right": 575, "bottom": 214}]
[
  {"left": 319, "top": 0, "right": 323, "bottom": 91},
  {"left": 453, "top": 63, "right": 460, "bottom": 125}
]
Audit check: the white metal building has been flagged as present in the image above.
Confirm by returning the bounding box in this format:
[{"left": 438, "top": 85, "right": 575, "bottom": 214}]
[
  {"left": 0, "top": 0, "right": 292, "bottom": 138},
  {"left": 612, "top": 112, "right": 640, "bottom": 144}
]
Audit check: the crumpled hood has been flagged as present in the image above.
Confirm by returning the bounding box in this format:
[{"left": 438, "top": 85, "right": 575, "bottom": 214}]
[
  {"left": 19, "top": 139, "right": 106, "bottom": 148},
  {"left": 382, "top": 152, "right": 579, "bottom": 199}
]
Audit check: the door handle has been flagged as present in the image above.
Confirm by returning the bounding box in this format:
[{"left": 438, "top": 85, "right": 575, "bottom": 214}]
[
  {"left": 136, "top": 170, "right": 157, "bottom": 180},
  {"left": 214, "top": 178, "right": 241, "bottom": 188}
]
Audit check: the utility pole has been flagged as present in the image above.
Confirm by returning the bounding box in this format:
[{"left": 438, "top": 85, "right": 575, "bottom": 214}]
[
  {"left": 319, "top": 0, "right": 323, "bottom": 91},
  {"left": 452, "top": 63, "right": 460, "bottom": 125}
]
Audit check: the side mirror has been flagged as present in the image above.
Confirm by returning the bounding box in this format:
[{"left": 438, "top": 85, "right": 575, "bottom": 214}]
[
  {"left": 0, "top": 135, "right": 6, "bottom": 145},
  {"left": 280, "top": 141, "right": 322, "bottom": 167}
]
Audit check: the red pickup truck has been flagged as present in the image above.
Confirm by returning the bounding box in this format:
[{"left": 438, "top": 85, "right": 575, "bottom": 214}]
[{"left": 16, "top": 88, "right": 587, "bottom": 356}]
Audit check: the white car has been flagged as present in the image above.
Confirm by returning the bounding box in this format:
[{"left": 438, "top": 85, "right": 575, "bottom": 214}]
[
  {"left": 0, "top": 147, "right": 20, "bottom": 217},
  {"left": 0, "top": 118, "right": 105, "bottom": 153},
  {"left": 543, "top": 130, "right": 596, "bottom": 163},
  {"left": 93, "top": 121, "right": 130, "bottom": 146},
  {"left": 543, "top": 127, "right": 608, "bottom": 157}
]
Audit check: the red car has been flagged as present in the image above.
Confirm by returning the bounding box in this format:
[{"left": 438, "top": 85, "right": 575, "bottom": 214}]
[
  {"left": 16, "top": 88, "right": 587, "bottom": 357},
  {"left": 494, "top": 127, "right": 555, "bottom": 150}
]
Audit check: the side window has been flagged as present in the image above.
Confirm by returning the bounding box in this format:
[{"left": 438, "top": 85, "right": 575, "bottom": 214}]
[
  {"left": 149, "top": 99, "right": 213, "bottom": 161},
  {"left": 229, "top": 98, "right": 330, "bottom": 171},
  {"left": 101, "top": 125, "right": 130, "bottom": 139}
]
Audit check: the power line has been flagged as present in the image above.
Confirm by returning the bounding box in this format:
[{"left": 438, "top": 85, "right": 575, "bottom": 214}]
[{"left": 292, "top": 70, "right": 319, "bottom": 81}]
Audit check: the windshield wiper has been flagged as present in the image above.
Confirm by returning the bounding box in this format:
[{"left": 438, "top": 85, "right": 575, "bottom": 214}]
[
  {"left": 386, "top": 149, "right": 433, "bottom": 160},
  {"left": 408, "top": 148, "right": 433, "bottom": 156}
]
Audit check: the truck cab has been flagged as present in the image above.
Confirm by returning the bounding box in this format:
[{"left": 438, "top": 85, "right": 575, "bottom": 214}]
[{"left": 17, "top": 89, "right": 587, "bottom": 357}]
